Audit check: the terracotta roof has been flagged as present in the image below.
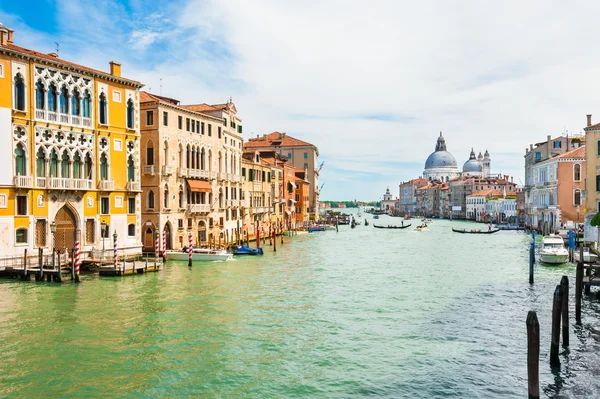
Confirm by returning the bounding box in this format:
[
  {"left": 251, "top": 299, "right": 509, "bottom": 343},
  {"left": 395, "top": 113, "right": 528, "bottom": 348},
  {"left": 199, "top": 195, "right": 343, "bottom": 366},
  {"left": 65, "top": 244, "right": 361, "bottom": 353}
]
[
  {"left": 468, "top": 189, "right": 503, "bottom": 197},
  {"left": 585, "top": 122, "right": 600, "bottom": 130},
  {"left": 1, "top": 43, "right": 143, "bottom": 87},
  {"left": 181, "top": 103, "right": 218, "bottom": 112},
  {"left": 244, "top": 132, "right": 313, "bottom": 148},
  {"left": 554, "top": 145, "right": 585, "bottom": 159},
  {"left": 140, "top": 91, "right": 159, "bottom": 103}
]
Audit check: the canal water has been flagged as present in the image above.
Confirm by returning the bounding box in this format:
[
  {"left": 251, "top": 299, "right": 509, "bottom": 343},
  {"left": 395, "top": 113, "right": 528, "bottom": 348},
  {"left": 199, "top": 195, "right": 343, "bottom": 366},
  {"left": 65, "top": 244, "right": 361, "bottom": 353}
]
[{"left": 1, "top": 214, "right": 599, "bottom": 398}]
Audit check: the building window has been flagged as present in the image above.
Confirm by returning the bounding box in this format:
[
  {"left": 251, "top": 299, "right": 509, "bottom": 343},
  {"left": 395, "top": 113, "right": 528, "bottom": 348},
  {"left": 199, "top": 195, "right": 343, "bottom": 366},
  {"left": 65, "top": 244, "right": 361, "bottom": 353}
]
[
  {"left": 186, "top": 118, "right": 190, "bottom": 131},
  {"left": 146, "top": 110, "right": 154, "bottom": 126},
  {"left": 59, "top": 86, "right": 69, "bottom": 114},
  {"left": 15, "top": 228, "right": 27, "bottom": 244},
  {"left": 14, "top": 74, "right": 26, "bottom": 111},
  {"left": 178, "top": 219, "right": 183, "bottom": 229},
  {"left": 574, "top": 164, "right": 581, "bottom": 181},
  {"left": 128, "top": 224, "right": 136, "bottom": 237},
  {"left": 86, "top": 219, "right": 95, "bottom": 244},
  {"left": 218, "top": 127, "right": 221, "bottom": 138},
  {"left": 535, "top": 152, "right": 541, "bottom": 161},
  {"left": 179, "top": 186, "right": 184, "bottom": 208},
  {"left": 73, "top": 153, "right": 82, "bottom": 179},
  {"left": 201, "top": 122, "right": 205, "bottom": 135},
  {"left": 72, "top": 88, "right": 81, "bottom": 116},
  {"left": 164, "top": 185, "right": 170, "bottom": 208},
  {"left": 553, "top": 141, "right": 561, "bottom": 149},
  {"left": 127, "top": 155, "right": 135, "bottom": 181},
  {"left": 196, "top": 121, "right": 200, "bottom": 133},
  {"left": 148, "top": 190, "right": 155, "bottom": 209},
  {"left": 48, "top": 84, "right": 57, "bottom": 112},
  {"left": 163, "top": 111, "right": 168, "bottom": 126},
  {"left": 178, "top": 115, "right": 183, "bottom": 129},
  {"left": 99, "top": 92, "right": 108, "bottom": 124},
  {"left": 16, "top": 195, "right": 27, "bottom": 215},
  {"left": 61, "top": 150, "right": 70, "bottom": 178},
  {"left": 288, "top": 152, "right": 292, "bottom": 159},
  {"left": 146, "top": 141, "right": 154, "bottom": 165},
  {"left": 36, "top": 148, "right": 46, "bottom": 178},
  {"left": 208, "top": 124, "right": 212, "bottom": 136},
  {"left": 574, "top": 189, "right": 581, "bottom": 206},
  {"left": 35, "top": 81, "right": 45, "bottom": 109},
  {"left": 34, "top": 219, "right": 46, "bottom": 247},
  {"left": 304, "top": 152, "right": 308, "bottom": 159},
  {"left": 126, "top": 99, "right": 134, "bottom": 129},
  {"left": 191, "top": 119, "right": 195, "bottom": 133},
  {"left": 597, "top": 175, "right": 600, "bottom": 192},
  {"left": 83, "top": 90, "right": 91, "bottom": 118},
  {"left": 14, "top": 144, "right": 26, "bottom": 176},
  {"left": 100, "top": 153, "right": 109, "bottom": 180},
  {"left": 128, "top": 197, "right": 136, "bottom": 214},
  {"left": 100, "top": 197, "right": 110, "bottom": 214}
]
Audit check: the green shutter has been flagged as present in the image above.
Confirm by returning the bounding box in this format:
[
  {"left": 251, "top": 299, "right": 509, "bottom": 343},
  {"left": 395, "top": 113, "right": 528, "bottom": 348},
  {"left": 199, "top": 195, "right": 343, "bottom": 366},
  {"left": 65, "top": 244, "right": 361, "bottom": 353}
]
[
  {"left": 262, "top": 171, "right": 266, "bottom": 181},
  {"left": 249, "top": 169, "right": 254, "bottom": 181},
  {"left": 242, "top": 168, "right": 246, "bottom": 178},
  {"left": 238, "top": 125, "right": 242, "bottom": 133}
]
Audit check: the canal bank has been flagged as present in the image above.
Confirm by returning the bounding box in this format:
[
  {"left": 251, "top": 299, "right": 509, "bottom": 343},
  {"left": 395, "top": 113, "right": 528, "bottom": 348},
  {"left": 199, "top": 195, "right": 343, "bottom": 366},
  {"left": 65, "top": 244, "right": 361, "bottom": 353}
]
[{"left": 0, "top": 217, "right": 599, "bottom": 398}]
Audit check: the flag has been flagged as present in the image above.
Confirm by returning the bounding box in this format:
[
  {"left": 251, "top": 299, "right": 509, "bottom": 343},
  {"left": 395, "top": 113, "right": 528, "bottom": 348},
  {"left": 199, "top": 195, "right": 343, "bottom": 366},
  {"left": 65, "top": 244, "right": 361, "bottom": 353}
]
[{"left": 318, "top": 161, "right": 325, "bottom": 172}]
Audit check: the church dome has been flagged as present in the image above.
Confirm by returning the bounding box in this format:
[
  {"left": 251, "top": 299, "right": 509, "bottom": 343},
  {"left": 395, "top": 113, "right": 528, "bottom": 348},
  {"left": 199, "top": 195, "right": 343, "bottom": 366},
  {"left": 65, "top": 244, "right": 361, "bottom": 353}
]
[
  {"left": 425, "top": 151, "right": 458, "bottom": 169},
  {"left": 463, "top": 148, "right": 482, "bottom": 174}
]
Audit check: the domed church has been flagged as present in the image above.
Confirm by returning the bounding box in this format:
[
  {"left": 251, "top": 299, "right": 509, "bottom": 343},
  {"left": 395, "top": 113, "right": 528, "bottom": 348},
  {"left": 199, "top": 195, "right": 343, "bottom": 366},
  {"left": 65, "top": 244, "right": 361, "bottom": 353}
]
[{"left": 423, "top": 133, "right": 460, "bottom": 181}]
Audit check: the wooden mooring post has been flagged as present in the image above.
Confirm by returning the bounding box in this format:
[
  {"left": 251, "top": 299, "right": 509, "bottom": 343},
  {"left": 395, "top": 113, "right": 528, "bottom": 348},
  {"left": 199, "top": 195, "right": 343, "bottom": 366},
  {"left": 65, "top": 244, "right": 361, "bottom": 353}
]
[
  {"left": 560, "top": 276, "right": 569, "bottom": 347},
  {"left": 38, "top": 247, "right": 43, "bottom": 280},
  {"left": 575, "top": 262, "right": 583, "bottom": 325},
  {"left": 22, "top": 249, "right": 28, "bottom": 281},
  {"left": 526, "top": 310, "right": 540, "bottom": 399},
  {"left": 550, "top": 284, "right": 563, "bottom": 366}
]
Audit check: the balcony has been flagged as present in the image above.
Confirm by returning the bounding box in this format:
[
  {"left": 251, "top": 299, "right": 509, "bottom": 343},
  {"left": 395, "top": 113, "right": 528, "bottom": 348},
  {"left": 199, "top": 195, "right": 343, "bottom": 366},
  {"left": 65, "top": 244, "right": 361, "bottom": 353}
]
[
  {"left": 48, "top": 178, "right": 93, "bottom": 190},
  {"left": 218, "top": 172, "right": 228, "bottom": 181},
  {"left": 188, "top": 204, "right": 210, "bottom": 213},
  {"left": 35, "top": 109, "right": 92, "bottom": 128},
  {"left": 178, "top": 167, "right": 188, "bottom": 177},
  {"left": 98, "top": 180, "right": 114, "bottom": 191},
  {"left": 210, "top": 171, "right": 217, "bottom": 179},
  {"left": 225, "top": 199, "right": 232, "bottom": 207},
  {"left": 231, "top": 199, "right": 239, "bottom": 207},
  {"left": 162, "top": 165, "right": 175, "bottom": 175},
  {"left": 36, "top": 177, "right": 47, "bottom": 188},
  {"left": 126, "top": 181, "right": 141, "bottom": 192},
  {"left": 232, "top": 174, "right": 241, "bottom": 182},
  {"left": 143, "top": 165, "right": 156, "bottom": 176},
  {"left": 13, "top": 176, "right": 33, "bottom": 188}
]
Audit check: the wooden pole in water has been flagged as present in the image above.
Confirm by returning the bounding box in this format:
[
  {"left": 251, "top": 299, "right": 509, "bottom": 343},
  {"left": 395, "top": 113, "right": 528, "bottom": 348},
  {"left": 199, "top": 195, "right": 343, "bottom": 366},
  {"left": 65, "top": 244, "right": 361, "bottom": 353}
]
[
  {"left": 57, "top": 250, "right": 62, "bottom": 282},
  {"left": 188, "top": 231, "right": 193, "bottom": 267},
  {"left": 71, "top": 249, "right": 75, "bottom": 281},
  {"left": 529, "top": 239, "right": 534, "bottom": 284},
  {"left": 526, "top": 310, "right": 540, "bottom": 399},
  {"left": 23, "top": 248, "right": 27, "bottom": 280},
  {"left": 269, "top": 223, "right": 272, "bottom": 245},
  {"left": 575, "top": 262, "right": 583, "bottom": 325},
  {"left": 560, "top": 275, "right": 569, "bottom": 347},
  {"left": 280, "top": 220, "right": 283, "bottom": 244},
  {"left": 273, "top": 225, "right": 277, "bottom": 252},
  {"left": 38, "top": 247, "right": 43, "bottom": 280},
  {"left": 550, "top": 284, "right": 563, "bottom": 366}
]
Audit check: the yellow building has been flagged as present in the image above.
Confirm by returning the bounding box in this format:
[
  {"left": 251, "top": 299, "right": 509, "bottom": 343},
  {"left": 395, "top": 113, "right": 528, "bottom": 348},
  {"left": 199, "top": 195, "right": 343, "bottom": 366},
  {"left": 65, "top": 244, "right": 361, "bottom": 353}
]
[
  {"left": 241, "top": 151, "right": 274, "bottom": 239},
  {"left": 294, "top": 169, "right": 310, "bottom": 227},
  {"left": 0, "top": 24, "right": 144, "bottom": 258}
]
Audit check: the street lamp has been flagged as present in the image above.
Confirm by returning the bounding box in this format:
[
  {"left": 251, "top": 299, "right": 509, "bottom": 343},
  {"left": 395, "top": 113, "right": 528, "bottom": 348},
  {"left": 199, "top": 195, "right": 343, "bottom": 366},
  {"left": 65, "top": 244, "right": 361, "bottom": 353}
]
[{"left": 101, "top": 220, "right": 107, "bottom": 259}]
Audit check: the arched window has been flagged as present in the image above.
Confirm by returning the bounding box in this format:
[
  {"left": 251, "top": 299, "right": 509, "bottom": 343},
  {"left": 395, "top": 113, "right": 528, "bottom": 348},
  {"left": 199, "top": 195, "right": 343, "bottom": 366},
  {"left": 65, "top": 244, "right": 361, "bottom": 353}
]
[
  {"left": 14, "top": 74, "right": 25, "bottom": 111},
  {"left": 61, "top": 150, "right": 70, "bottom": 178},
  {"left": 164, "top": 185, "right": 169, "bottom": 208},
  {"left": 15, "top": 228, "right": 28, "bottom": 244},
  {"left": 82, "top": 90, "right": 91, "bottom": 118},
  {"left": 148, "top": 190, "right": 155, "bottom": 209},
  {"left": 201, "top": 148, "right": 206, "bottom": 170},
  {"left": 14, "top": 144, "right": 26, "bottom": 176},
  {"left": 71, "top": 88, "right": 81, "bottom": 116},
  {"left": 84, "top": 153, "right": 93, "bottom": 179},
  {"left": 574, "top": 164, "right": 581, "bottom": 182},
  {"left": 191, "top": 147, "right": 196, "bottom": 169},
  {"left": 179, "top": 185, "right": 184, "bottom": 208},
  {"left": 195, "top": 148, "right": 200, "bottom": 170},
  {"left": 186, "top": 145, "right": 190, "bottom": 169},
  {"left": 100, "top": 153, "right": 108, "bottom": 180},
  {"left": 99, "top": 92, "right": 107, "bottom": 124},
  {"left": 59, "top": 86, "right": 69, "bottom": 114},
  {"left": 48, "top": 84, "right": 57, "bottom": 112},
  {"left": 574, "top": 189, "right": 581, "bottom": 206},
  {"left": 178, "top": 144, "right": 183, "bottom": 169},
  {"left": 163, "top": 141, "right": 169, "bottom": 167},
  {"left": 127, "top": 155, "right": 135, "bottom": 182},
  {"left": 35, "top": 81, "right": 45, "bottom": 109},
  {"left": 49, "top": 150, "right": 58, "bottom": 177},
  {"left": 128, "top": 224, "right": 136, "bottom": 237},
  {"left": 36, "top": 148, "right": 46, "bottom": 177},
  {"left": 126, "top": 99, "right": 134, "bottom": 129},
  {"left": 73, "top": 152, "right": 82, "bottom": 179},
  {"left": 146, "top": 140, "right": 154, "bottom": 165}
]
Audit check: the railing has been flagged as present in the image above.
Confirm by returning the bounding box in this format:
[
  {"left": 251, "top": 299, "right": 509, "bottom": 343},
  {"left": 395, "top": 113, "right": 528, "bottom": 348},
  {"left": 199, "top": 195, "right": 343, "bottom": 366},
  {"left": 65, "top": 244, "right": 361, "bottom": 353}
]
[
  {"left": 231, "top": 199, "right": 239, "bottom": 207},
  {"left": 36, "top": 177, "right": 47, "bottom": 188},
  {"left": 13, "top": 175, "right": 33, "bottom": 188},
  {"left": 126, "top": 181, "right": 141, "bottom": 192},
  {"left": 162, "top": 165, "right": 175, "bottom": 175},
  {"left": 98, "top": 180, "right": 114, "bottom": 191},
  {"left": 210, "top": 171, "right": 217, "bottom": 179},
  {"left": 71, "top": 116, "right": 81, "bottom": 126},
  {"left": 225, "top": 199, "right": 232, "bottom": 207},
  {"left": 35, "top": 109, "right": 91, "bottom": 128},
  {"left": 143, "top": 165, "right": 155, "bottom": 175},
  {"left": 47, "top": 111, "right": 58, "bottom": 122},
  {"left": 35, "top": 109, "right": 45, "bottom": 120},
  {"left": 59, "top": 113, "right": 69, "bottom": 124},
  {"left": 218, "top": 172, "right": 228, "bottom": 181},
  {"left": 188, "top": 204, "right": 210, "bottom": 213},
  {"left": 82, "top": 117, "right": 92, "bottom": 127},
  {"left": 232, "top": 175, "right": 241, "bottom": 182},
  {"left": 48, "top": 177, "right": 93, "bottom": 190},
  {"left": 178, "top": 167, "right": 188, "bottom": 177}
]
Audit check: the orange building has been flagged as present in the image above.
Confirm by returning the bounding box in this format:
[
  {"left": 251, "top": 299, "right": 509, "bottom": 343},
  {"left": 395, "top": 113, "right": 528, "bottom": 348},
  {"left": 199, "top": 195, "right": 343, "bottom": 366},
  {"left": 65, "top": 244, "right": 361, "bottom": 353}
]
[
  {"left": 555, "top": 146, "right": 585, "bottom": 223},
  {"left": 294, "top": 169, "right": 310, "bottom": 227}
]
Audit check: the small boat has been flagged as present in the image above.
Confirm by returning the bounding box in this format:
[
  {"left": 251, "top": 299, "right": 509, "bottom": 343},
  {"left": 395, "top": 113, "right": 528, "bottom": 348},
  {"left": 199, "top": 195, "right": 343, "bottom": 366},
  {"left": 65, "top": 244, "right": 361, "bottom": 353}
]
[
  {"left": 539, "top": 235, "right": 569, "bottom": 264},
  {"left": 373, "top": 224, "right": 411, "bottom": 229},
  {"left": 415, "top": 224, "right": 428, "bottom": 231},
  {"left": 421, "top": 218, "right": 433, "bottom": 223},
  {"left": 451, "top": 228, "right": 500, "bottom": 234},
  {"left": 233, "top": 246, "right": 264, "bottom": 256},
  {"left": 582, "top": 247, "right": 598, "bottom": 263},
  {"left": 165, "top": 247, "right": 233, "bottom": 261},
  {"left": 308, "top": 226, "right": 326, "bottom": 232},
  {"left": 373, "top": 215, "right": 380, "bottom": 219},
  {"left": 404, "top": 214, "right": 411, "bottom": 220}
]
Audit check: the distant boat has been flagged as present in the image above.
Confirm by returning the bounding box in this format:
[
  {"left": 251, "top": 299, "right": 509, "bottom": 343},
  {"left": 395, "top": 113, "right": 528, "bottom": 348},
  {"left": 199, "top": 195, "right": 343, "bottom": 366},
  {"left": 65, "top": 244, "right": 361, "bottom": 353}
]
[
  {"left": 165, "top": 248, "right": 233, "bottom": 261},
  {"left": 373, "top": 215, "right": 379, "bottom": 219},
  {"left": 539, "top": 235, "right": 569, "bottom": 264},
  {"left": 415, "top": 224, "right": 428, "bottom": 231},
  {"left": 421, "top": 218, "right": 433, "bottom": 223},
  {"left": 233, "top": 246, "right": 264, "bottom": 256},
  {"left": 451, "top": 228, "right": 500, "bottom": 234},
  {"left": 308, "top": 226, "right": 326, "bottom": 232},
  {"left": 373, "top": 224, "right": 411, "bottom": 229}
]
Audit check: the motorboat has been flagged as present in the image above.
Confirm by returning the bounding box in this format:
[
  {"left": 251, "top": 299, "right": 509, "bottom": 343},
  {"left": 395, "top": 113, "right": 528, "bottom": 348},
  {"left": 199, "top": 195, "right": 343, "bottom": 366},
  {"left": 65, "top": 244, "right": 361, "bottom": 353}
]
[
  {"left": 165, "top": 247, "right": 233, "bottom": 262},
  {"left": 233, "top": 246, "right": 264, "bottom": 256},
  {"left": 373, "top": 215, "right": 380, "bottom": 219},
  {"left": 415, "top": 224, "right": 428, "bottom": 231},
  {"left": 581, "top": 247, "right": 598, "bottom": 263},
  {"left": 539, "top": 235, "right": 569, "bottom": 265}
]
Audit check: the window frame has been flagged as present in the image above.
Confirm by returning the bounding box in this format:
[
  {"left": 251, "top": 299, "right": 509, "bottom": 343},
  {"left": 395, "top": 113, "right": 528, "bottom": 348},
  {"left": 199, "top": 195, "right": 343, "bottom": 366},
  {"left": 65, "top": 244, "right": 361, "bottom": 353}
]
[
  {"left": 146, "top": 110, "right": 154, "bottom": 126},
  {"left": 128, "top": 197, "right": 136, "bottom": 214},
  {"left": 163, "top": 111, "right": 168, "bottom": 126},
  {"left": 16, "top": 195, "right": 27, "bottom": 216},
  {"left": 127, "top": 223, "right": 136, "bottom": 237},
  {"left": 15, "top": 227, "right": 28, "bottom": 245},
  {"left": 100, "top": 197, "right": 110, "bottom": 215}
]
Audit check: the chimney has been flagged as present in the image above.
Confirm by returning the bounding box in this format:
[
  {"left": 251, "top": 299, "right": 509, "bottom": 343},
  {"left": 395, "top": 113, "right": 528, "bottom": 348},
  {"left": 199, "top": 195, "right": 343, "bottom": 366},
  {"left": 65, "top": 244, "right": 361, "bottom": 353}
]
[
  {"left": 529, "top": 144, "right": 533, "bottom": 150},
  {"left": 47, "top": 52, "right": 58, "bottom": 57},
  {"left": 0, "top": 24, "right": 9, "bottom": 46},
  {"left": 547, "top": 135, "right": 551, "bottom": 142},
  {"left": 587, "top": 114, "right": 592, "bottom": 127},
  {"left": 109, "top": 61, "right": 121, "bottom": 77}
]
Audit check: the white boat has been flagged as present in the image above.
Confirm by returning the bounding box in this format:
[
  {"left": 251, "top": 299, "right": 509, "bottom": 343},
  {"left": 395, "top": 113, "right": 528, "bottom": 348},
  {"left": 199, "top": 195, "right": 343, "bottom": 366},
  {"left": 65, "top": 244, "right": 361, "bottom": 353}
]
[
  {"left": 582, "top": 247, "right": 598, "bottom": 263},
  {"left": 165, "top": 248, "right": 233, "bottom": 262},
  {"left": 539, "top": 236, "right": 569, "bottom": 264}
]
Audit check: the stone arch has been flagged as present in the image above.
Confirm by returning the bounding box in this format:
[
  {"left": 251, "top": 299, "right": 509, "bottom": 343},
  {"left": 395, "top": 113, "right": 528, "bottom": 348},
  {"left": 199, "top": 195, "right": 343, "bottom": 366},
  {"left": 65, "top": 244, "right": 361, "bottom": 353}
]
[
  {"left": 164, "top": 221, "right": 173, "bottom": 250},
  {"left": 53, "top": 204, "right": 79, "bottom": 254}
]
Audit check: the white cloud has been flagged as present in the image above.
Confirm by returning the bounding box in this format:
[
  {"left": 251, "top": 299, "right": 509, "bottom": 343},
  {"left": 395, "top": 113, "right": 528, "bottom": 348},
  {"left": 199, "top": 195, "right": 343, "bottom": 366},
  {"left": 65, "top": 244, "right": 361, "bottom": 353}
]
[{"left": 7, "top": 0, "right": 600, "bottom": 200}]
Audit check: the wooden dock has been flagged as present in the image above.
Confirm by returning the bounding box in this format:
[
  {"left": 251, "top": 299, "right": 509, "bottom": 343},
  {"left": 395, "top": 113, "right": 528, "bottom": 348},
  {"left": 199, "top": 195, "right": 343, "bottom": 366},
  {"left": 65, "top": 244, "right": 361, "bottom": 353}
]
[{"left": 98, "top": 260, "right": 161, "bottom": 276}]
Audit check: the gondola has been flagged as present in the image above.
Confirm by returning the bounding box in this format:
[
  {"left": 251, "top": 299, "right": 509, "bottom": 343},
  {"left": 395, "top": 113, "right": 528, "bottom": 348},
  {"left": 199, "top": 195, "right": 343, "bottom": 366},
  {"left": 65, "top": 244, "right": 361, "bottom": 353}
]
[
  {"left": 451, "top": 227, "right": 500, "bottom": 234},
  {"left": 373, "top": 224, "right": 411, "bottom": 229}
]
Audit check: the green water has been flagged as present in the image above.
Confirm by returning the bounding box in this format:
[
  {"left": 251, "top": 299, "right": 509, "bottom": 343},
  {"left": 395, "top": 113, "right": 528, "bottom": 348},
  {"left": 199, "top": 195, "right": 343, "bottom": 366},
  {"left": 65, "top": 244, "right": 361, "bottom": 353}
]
[{"left": 0, "top": 216, "right": 599, "bottom": 398}]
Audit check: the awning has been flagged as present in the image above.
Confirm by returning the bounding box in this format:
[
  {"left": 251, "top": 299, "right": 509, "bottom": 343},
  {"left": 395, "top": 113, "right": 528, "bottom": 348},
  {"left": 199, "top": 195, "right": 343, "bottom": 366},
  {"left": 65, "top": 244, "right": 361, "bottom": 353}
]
[{"left": 187, "top": 179, "right": 212, "bottom": 192}]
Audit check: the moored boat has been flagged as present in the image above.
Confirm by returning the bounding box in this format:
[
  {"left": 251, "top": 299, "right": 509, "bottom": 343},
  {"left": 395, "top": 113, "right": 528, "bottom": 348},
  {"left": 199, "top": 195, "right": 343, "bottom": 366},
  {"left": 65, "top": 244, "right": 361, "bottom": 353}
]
[
  {"left": 451, "top": 227, "right": 500, "bottom": 234},
  {"left": 539, "top": 235, "right": 569, "bottom": 264},
  {"left": 373, "top": 224, "right": 411, "bottom": 229},
  {"left": 233, "top": 246, "right": 264, "bottom": 256},
  {"left": 165, "top": 248, "right": 233, "bottom": 261}
]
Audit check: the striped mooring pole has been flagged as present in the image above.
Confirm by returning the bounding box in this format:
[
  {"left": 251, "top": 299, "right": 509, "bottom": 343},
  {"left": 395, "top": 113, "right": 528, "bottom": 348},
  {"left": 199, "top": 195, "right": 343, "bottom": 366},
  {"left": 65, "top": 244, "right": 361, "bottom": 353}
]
[
  {"left": 113, "top": 231, "right": 118, "bottom": 270},
  {"left": 74, "top": 239, "right": 81, "bottom": 283},
  {"left": 162, "top": 230, "right": 167, "bottom": 262},
  {"left": 188, "top": 231, "right": 193, "bottom": 267}
]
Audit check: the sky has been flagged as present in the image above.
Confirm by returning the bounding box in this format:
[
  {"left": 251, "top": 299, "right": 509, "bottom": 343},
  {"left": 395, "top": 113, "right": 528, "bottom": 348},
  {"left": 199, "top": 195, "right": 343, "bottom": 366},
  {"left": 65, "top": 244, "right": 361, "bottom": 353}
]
[{"left": 1, "top": 0, "right": 599, "bottom": 201}]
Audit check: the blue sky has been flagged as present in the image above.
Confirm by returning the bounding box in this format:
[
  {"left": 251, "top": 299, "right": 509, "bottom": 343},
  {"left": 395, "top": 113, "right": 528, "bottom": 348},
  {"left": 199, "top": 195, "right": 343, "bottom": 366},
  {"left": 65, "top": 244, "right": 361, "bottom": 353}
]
[{"left": 2, "top": 0, "right": 599, "bottom": 200}]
